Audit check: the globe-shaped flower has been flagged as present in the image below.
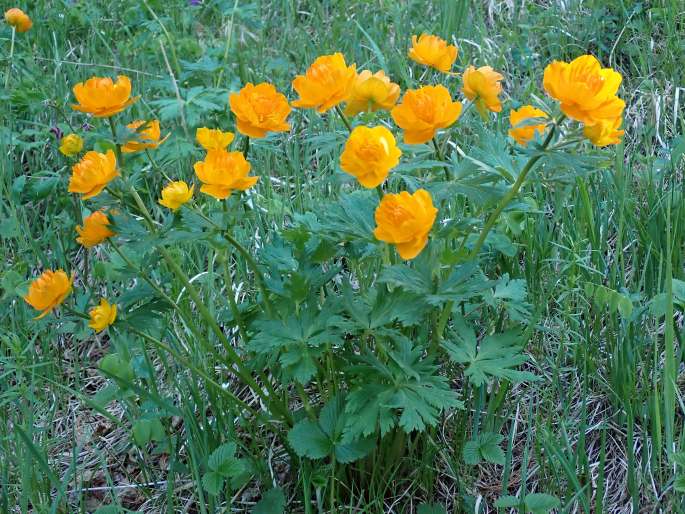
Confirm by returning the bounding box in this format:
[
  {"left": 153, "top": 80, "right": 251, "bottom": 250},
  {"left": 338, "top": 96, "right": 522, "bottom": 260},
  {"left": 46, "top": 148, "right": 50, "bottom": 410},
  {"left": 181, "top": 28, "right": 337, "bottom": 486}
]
[
  {"left": 122, "top": 120, "right": 168, "bottom": 153},
  {"left": 59, "top": 134, "right": 84, "bottom": 157},
  {"left": 508, "top": 105, "right": 549, "bottom": 146},
  {"left": 292, "top": 53, "right": 357, "bottom": 113},
  {"left": 229, "top": 82, "right": 291, "bottom": 138},
  {"left": 88, "top": 298, "right": 117, "bottom": 332},
  {"left": 340, "top": 126, "right": 401, "bottom": 188},
  {"left": 5, "top": 8, "right": 32, "bottom": 32},
  {"left": 408, "top": 34, "right": 457, "bottom": 73},
  {"left": 68, "top": 150, "right": 119, "bottom": 200},
  {"left": 76, "top": 211, "right": 115, "bottom": 248},
  {"left": 543, "top": 55, "right": 624, "bottom": 125},
  {"left": 391, "top": 85, "right": 462, "bottom": 144},
  {"left": 194, "top": 149, "right": 258, "bottom": 200},
  {"left": 373, "top": 189, "right": 437, "bottom": 260},
  {"left": 583, "top": 116, "right": 624, "bottom": 147},
  {"left": 159, "top": 181, "right": 194, "bottom": 211},
  {"left": 196, "top": 127, "right": 235, "bottom": 151},
  {"left": 71, "top": 75, "right": 138, "bottom": 118},
  {"left": 344, "top": 70, "right": 400, "bottom": 117},
  {"left": 462, "top": 65, "right": 504, "bottom": 116},
  {"left": 24, "top": 270, "right": 73, "bottom": 319}
]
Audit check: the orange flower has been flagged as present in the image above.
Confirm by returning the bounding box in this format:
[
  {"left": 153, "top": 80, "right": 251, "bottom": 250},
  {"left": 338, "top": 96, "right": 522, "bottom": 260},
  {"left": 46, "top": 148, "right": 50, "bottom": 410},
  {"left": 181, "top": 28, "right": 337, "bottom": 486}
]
[
  {"left": 75, "top": 211, "right": 115, "bottom": 248},
  {"left": 194, "top": 149, "right": 258, "bottom": 200},
  {"left": 292, "top": 53, "right": 357, "bottom": 113},
  {"left": 408, "top": 34, "right": 457, "bottom": 73},
  {"left": 68, "top": 150, "right": 119, "bottom": 200},
  {"left": 462, "top": 65, "right": 504, "bottom": 116},
  {"left": 88, "top": 298, "right": 117, "bottom": 332},
  {"left": 229, "top": 82, "right": 291, "bottom": 138},
  {"left": 159, "top": 181, "right": 194, "bottom": 211},
  {"left": 391, "top": 85, "right": 462, "bottom": 144},
  {"left": 344, "top": 70, "right": 400, "bottom": 117},
  {"left": 508, "top": 106, "right": 549, "bottom": 146},
  {"left": 373, "top": 189, "right": 437, "bottom": 260},
  {"left": 543, "top": 55, "right": 624, "bottom": 125},
  {"left": 196, "top": 127, "right": 235, "bottom": 151},
  {"left": 24, "top": 270, "right": 73, "bottom": 319},
  {"left": 583, "top": 116, "right": 624, "bottom": 147},
  {"left": 340, "top": 126, "right": 401, "bottom": 188},
  {"left": 122, "top": 120, "right": 168, "bottom": 153},
  {"left": 4, "top": 8, "right": 32, "bottom": 32},
  {"left": 71, "top": 75, "right": 138, "bottom": 118}
]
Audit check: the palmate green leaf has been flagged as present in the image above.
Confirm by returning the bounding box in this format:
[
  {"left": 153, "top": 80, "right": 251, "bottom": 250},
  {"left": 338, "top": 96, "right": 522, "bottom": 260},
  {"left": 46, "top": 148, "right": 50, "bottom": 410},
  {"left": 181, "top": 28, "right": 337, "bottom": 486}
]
[
  {"left": 463, "top": 432, "right": 505, "bottom": 465},
  {"left": 484, "top": 274, "right": 532, "bottom": 323},
  {"left": 417, "top": 503, "right": 447, "bottom": 514},
  {"left": 443, "top": 316, "right": 537, "bottom": 387},
  {"left": 344, "top": 338, "right": 462, "bottom": 439},
  {"left": 524, "top": 493, "right": 561, "bottom": 514},
  {"left": 287, "top": 395, "right": 374, "bottom": 463},
  {"left": 249, "top": 304, "right": 342, "bottom": 383},
  {"left": 252, "top": 488, "right": 286, "bottom": 514},
  {"left": 298, "top": 190, "right": 376, "bottom": 243},
  {"left": 287, "top": 420, "right": 331, "bottom": 459}
]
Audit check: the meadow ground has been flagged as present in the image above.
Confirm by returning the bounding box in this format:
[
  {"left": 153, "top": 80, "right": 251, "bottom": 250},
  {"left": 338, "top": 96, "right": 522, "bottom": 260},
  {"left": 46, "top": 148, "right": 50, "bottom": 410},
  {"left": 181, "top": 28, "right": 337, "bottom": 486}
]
[{"left": 1, "top": 1, "right": 685, "bottom": 512}]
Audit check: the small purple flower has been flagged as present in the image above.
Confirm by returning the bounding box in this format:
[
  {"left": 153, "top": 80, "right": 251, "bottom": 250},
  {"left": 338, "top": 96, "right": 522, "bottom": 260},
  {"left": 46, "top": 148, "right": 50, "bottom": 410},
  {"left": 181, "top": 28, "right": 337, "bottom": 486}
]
[
  {"left": 82, "top": 122, "right": 93, "bottom": 132},
  {"left": 189, "top": 0, "right": 202, "bottom": 5},
  {"left": 50, "top": 126, "right": 63, "bottom": 140}
]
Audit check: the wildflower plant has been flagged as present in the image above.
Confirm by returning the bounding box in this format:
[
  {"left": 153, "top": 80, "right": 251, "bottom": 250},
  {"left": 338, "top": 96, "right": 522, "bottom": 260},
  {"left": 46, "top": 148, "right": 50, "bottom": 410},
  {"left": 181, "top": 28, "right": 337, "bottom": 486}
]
[{"left": 21, "top": 26, "right": 627, "bottom": 511}]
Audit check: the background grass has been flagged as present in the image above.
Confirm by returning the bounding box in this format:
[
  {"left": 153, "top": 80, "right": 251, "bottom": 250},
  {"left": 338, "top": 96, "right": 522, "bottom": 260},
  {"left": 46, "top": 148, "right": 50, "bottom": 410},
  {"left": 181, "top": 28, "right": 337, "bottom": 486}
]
[{"left": 1, "top": 0, "right": 685, "bottom": 512}]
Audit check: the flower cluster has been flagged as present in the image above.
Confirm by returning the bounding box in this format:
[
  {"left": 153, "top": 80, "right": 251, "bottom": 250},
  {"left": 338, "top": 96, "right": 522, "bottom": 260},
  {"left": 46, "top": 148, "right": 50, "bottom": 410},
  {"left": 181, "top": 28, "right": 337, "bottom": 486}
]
[{"left": 24, "top": 33, "right": 627, "bottom": 336}]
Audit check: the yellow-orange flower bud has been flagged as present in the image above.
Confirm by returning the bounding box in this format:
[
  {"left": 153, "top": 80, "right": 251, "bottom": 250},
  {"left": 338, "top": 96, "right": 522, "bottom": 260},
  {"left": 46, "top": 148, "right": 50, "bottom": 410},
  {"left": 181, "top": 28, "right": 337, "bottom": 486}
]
[
  {"left": 194, "top": 149, "right": 258, "bottom": 200},
  {"left": 122, "top": 120, "right": 168, "bottom": 153},
  {"left": 408, "top": 34, "right": 457, "bottom": 73},
  {"left": 24, "top": 270, "right": 73, "bottom": 319},
  {"left": 583, "top": 116, "right": 624, "bottom": 147},
  {"left": 89, "top": 298, "right": 117, "bottom": 332},
  {"left": 340, "top": 126, "right": 401, "bottom": 188},
  {"left": 196, "top": 127, "right": 235, "bottom": 151},
  {"left": 59, "top": 134, "right": 84, "bottom": 157},
  {"left": 71, "top": 75, "right": 138, "bottom": 118},
  {"left": 391, "top": 85, "right": 462, "bottom": 144},
  {"left": 508, "top": 106, "right": 549, "bottom": 146},
  {"left": 75, "top": 211, "right": 115, "bottom": 248},
  {"left": 292, "top": 53, "right": 357, "bottom": 113},
  {"left": 159, "top": 181, "right": 194, "bottom": 211},
  {"left": 462, "top": 65, "right": 504, "bottom": 116},
  {"left": 229, "top": 82, "right": 291, "bottom": 138},
  {"left": 373, "top": 189, "right": 437, "bottom": 260},
  {"left": 68, "top": 150, "right": 119, "bottom": 200},
  {"left": 543, "top": 55, "right": 624, "bottom": 126},
  {"left": 344, "top": 70, "right": 400, "bottom": 117}
]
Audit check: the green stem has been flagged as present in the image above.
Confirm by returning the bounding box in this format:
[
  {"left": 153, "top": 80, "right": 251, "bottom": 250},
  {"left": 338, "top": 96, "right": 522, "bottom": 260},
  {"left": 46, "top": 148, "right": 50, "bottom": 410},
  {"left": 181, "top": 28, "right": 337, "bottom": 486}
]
[
  {"left": 432, "top": 137, "right": 450, "bottom": 181},
  {"left": 223, "top": 231, "right": 274, "bottom": 317},
  {"left": 434, "top": 116, "right": 563, "bottom": 342},
  {"left": 222, "top": 252, "right": 249, "bottom": 343},
  {"left": 334, "top": 105, "right": 352, "bottom": 133},
  {"left": 4, "top": 27, "right": 15, "bottom": 90},
  {"left": 242, "top": 136, "right": 250, "bottom": 158},
  {"left": 468, "top": 117, "right": 561, "bottom": 260}
]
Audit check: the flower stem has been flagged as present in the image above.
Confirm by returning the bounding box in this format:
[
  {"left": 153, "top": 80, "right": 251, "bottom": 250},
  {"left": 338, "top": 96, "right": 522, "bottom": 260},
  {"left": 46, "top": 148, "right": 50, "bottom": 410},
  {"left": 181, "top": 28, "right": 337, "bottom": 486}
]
[
  {"left": 334, "top": 105, "right": 352, "bottom": 133},
  {"left": 433, "top": 115, "right": 563, "bottom": 345},
  {"left": 242, "top": 136, "right": 250, "bottom": 158},
  {"left": 468, "top": 117, "right": 561, "bottom": 259},
  {"left": 432, "top": 137, "right": 451, "bottom": 181},
  {"left": 4, "top": 27, "right": 15, "bottom": 90}
]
